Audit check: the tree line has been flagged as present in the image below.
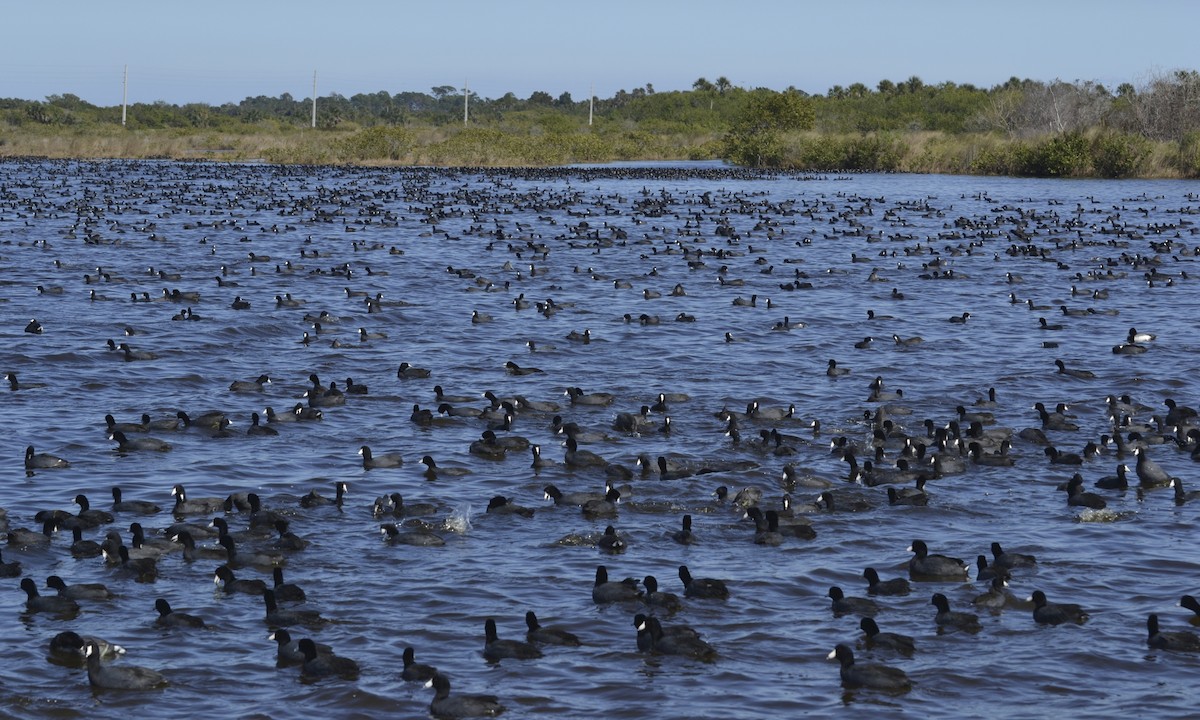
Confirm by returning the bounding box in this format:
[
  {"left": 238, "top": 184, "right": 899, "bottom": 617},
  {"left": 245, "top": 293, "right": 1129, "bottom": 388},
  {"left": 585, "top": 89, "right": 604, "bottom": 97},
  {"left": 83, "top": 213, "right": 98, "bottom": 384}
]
[{"left": 3, "top": 70, "right": 1200, "bottom": 176}]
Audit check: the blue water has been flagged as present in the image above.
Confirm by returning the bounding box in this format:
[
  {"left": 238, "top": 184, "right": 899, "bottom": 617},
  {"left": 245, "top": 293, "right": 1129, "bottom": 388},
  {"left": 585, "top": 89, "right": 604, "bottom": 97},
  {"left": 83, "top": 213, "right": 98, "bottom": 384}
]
[{"left": 1, "top": 159, "right": 1199, "bottom": 718}]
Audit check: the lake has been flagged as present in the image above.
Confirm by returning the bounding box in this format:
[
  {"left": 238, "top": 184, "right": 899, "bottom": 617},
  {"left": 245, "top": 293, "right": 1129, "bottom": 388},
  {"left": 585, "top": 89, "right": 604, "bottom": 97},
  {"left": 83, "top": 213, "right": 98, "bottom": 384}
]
[{"left": 1, "top": 158, "right": 1199, "bottom": 718}]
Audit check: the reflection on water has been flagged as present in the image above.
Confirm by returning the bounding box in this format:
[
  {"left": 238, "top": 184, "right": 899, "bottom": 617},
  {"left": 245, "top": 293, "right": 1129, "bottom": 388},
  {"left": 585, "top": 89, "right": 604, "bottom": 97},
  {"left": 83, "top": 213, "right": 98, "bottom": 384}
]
[{"left": 1, "top": 159, "right": 1199, "bottom": 718}]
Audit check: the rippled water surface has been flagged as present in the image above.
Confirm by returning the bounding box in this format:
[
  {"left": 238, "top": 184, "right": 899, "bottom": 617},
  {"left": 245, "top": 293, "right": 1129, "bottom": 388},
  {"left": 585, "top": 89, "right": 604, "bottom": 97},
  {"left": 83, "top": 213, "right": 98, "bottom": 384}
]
[{"left": 2, "top": 159, "right": 1199, "bottom": 718}]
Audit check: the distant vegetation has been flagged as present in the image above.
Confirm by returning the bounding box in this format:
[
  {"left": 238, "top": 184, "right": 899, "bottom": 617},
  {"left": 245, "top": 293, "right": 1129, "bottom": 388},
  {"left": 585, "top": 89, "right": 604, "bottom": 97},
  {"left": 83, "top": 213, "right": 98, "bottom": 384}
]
[{"left": 4, "top": 71, "right": 1200, "bottom": 177}]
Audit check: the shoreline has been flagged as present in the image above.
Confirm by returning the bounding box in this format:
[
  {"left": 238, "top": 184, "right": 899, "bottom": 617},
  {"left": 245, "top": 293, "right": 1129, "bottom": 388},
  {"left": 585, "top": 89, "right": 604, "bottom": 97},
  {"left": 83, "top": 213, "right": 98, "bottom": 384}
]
[{"left": 0, "top": 126, "right": 1192, "bottom": 178}]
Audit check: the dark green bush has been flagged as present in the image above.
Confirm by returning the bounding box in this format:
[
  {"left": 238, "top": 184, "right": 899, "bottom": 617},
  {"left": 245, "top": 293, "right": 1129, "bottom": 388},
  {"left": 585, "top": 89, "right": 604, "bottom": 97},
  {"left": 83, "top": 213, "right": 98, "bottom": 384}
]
[{"left": 1090, "top": 132, "right": 1149, "bottom": 178}]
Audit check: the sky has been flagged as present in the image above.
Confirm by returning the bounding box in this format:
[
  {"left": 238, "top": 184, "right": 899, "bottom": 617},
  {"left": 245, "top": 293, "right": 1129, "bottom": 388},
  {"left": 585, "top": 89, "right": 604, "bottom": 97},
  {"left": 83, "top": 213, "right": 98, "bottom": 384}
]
[{"left": 2, "top": 0, "right": 1197, "bottom": 106}]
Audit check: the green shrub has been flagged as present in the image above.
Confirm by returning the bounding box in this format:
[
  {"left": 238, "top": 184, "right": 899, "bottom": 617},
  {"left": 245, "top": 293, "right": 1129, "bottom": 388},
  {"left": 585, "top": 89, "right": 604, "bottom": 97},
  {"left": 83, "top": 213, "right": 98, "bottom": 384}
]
[
  {"left": 1090, "top": 132, "right": 1149, "bottom": 178},
  {"left": 335, "top": 126, "right": 414, "bottom": 161},
  {"left": 1022, "top": 133, "right": 1090, "bottom": 177},
  {"left": 1176, "top": 132, "right": 1200, "bottom": 177},
  {"left": 970, "top": 143, "right": 1020, "bottom": 175}
]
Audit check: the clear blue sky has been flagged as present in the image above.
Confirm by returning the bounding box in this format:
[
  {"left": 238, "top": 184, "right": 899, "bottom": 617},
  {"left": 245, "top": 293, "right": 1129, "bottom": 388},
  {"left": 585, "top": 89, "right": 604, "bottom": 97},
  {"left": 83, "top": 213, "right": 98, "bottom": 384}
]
[{"left": 2, "top": 0, "right": 1196, "bottom": 106}]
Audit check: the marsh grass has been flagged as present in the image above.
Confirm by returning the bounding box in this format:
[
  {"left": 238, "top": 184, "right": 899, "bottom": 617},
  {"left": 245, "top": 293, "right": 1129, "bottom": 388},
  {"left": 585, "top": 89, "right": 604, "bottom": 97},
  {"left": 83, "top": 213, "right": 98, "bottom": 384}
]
[{"left": 0, "top": 124, "right": 1193, "bottom": 177}]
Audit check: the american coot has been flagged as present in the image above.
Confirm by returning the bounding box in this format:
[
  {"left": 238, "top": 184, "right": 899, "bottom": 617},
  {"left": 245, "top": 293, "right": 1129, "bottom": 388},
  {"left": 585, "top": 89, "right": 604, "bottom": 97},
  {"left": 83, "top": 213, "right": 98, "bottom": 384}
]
[
  {"left": 119, "top": 343, "right": 158, "bottom": 362},
  {"left": 671, "top": 514, "right": 696, "bottom": 545},
  {"left": 1146, "top": 614, "right": 1200, "bottom": 652},
  {"left": 24, "top": 445, "right": 69, "bottom": 470},
  {"left": 360, "top": 445, "right": 404, "bottom": 470},
  {"left": 991, "top": 542, "right": 1037, "bottom": 569},
  {"left": 111, "top": 487, "right": 161, "bottom": 514},
  {"left": 427, "top": 673, "right": 504, "bottom": 718},
  {"left": 525, "top": 611, "right": 581, "bottom": 646},
  {"left": 564, "top": 386, "right": 612, "bottom": 405},
  {"left": 1029, "top": 590, "right": 1089, "bottom": 625},
  {"left": 173, "top": 530, "right": 225, "bottom": 563},
  {"left": 50, "top": 631, "right": 125, "bottom": 663},
  {"left": 887, "top": 481, "right": 929, "bottom": 506},
  {"left": 1172, "top": 477, "right": 1200, "bottom": 505},
  {"left": 263, "top": 588, "right": 325, "bottom": 628},
  {"left": 828, "top": 586, "right": 880, "bottom": 617},
  {"left": 678, "top": 565, "right": 729, "bottom": 599},
  {"left": 219, "top": 534, "right": 285, "bottom": 571},
  {"left": 1035, "top": 402, "right": 1079, "bottom": 431},
  {"left": 8, "top": 518, "right": 56, "bottom": 549},
  {"left": 485, "top": 495, "right": 535, "bottom": 518},
  {"left": 564, "top": 437, "right": 608, "bottom": 468},
  {"left": 270, "top": 628, "right": 332, "bottom": 667},
  {"left": 144, "top": 413, "right": 184, "bottom": 432},
  {"left": 908, "top": 540, "right": 968, "bottom": 580},
  {"left": 397, "top": 362, "right": 431, "bottom": 379},
  {"left": 105, "top": 413, "right": 147, "bottom": 434},
  {"left": 597, "top": 525, "right": 626, "bottom": 554},
  {"left": 434, "top": 385, "right": 475, "bottom": 403},
  {"left": 483, "top": 617, "right": 542, "bottom": 661},
  {"left": 828, "top": 643, "right": 911, "bottom": 692},
  {"left": 272, "top": 520, "right": 307, "bottom": 551},
  {"left": 109, "top": 545, "right": 158, "bottom": 582},
  {"left": 469, "top": 431, "right": 507, "bottom": 460},
  {"left": 21, "top": 577, "right": 80, "bottom": 615},
  {"left": 229, "top": 374, "right": 271, "bottom": 392},
  {"left": 272, "top": 567, "right": 307, "bottom": 603},
  {"left": 0, "top": 548, "right": 21, "bottom": 577},
  {"left": 592, "top": 565, "right": 640, "bottom": 604},
  {"left": 863, "top": 567, "right": 911, "bottom": 596},
  {"left": 581, "top": 487, "right": 620, "bottom": 519},
  {"left": 1094, "top": 465, "right": 1130, "bottom": 490},
  {"left": 154, "top": 598, "right": 206, "bottom": 628},
  {"left": 638, "top": 616, "right": 717, "bottom": 661},
  {"left": 1133, "top": 447, "right": 1176, "bottom": 489},
  {"left": 72, "top": 494, "right": 115, "bottom": 528},
  {"left": 299, "top": 481, "right": 347, "bottom": 509},
  {"left": 7, "top": 372, "right": 48, "bottom": 390},
  {"left": 304, "top": 385, "right": 345, "bottom": 408},
  {"left": 1044, "top": 446, "right": 1083, "bottom": 465},
  {"left": 264, "top": 406, "right": 298, "bottom": 424},
  {"left": 401, "top": 646, "right": 439, "bottom": 681},
  {"left": 380, "top": 522, "right": 445, "bottom": 547},
  {"left": 972, "top": 575, "right": 1012, "bottom": 610},
  {"left": 128, "top": 523, "right": 172, "bottom": 560},
  {"left": 1054, "top": 359, "right": 1095, "bottom": 379},
  {"left": 1066, "top": 477, "right": 1107, "bottom": 509},
  {"left": 46, "top": 575, "right": 114, "bottom": 601},
  {"left": 172, "top": 485, "right": 224, "bottom": 516},
  {"left": 420, "top": 455, "right": 470, "bottom": 480},
  {"left": 529, "top": 444, "right": 557, "bottom": 470},
  {"left": 858, "top": 617, "right": 915, "bottom": 657},
  {"left": 633, "top": 613, "right": 702, "bottom": 653},
  {"left": 298, "top": 637, "right": 359, "bottom": 681},
  {"left": 246, "top": 412, "right": 278, "bottom": 436},
  {"left": 214, "top": 565, "right": 267, "bottom": 595},
  {"left": 543, "top": 484, "right": 601, "bottom": 507},
  {"left": 643, "top": 575, "right": 683, "bottom": 613},
  {"left": 931, "top": 592, "right": 982, "bottom": 632},
  {"left": 85, "top": 640, "right": 166, "bottom": 690}
]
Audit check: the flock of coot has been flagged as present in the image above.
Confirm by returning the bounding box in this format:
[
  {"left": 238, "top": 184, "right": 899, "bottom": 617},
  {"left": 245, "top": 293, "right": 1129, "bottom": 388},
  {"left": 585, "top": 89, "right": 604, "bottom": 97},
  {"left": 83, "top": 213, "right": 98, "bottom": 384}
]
[{"left": 2, "top": 158, "right": 1199, "bottom": 717}]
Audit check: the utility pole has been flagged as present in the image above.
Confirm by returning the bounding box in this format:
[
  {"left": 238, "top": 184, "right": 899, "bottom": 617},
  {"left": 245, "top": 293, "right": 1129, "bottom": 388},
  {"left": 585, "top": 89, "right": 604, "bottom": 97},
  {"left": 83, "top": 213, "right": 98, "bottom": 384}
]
[
  {"left": 463, "top": 79, "right": 469, "bottom": 125},
  {"left": 311, "top": 71, "right": 317, "bottom": 128},
  {"left": 121, "top": 65, "right": 128, "bottom": 127},
  {"left": 588, "top": 82, "right": 594, "bottom": 127}
]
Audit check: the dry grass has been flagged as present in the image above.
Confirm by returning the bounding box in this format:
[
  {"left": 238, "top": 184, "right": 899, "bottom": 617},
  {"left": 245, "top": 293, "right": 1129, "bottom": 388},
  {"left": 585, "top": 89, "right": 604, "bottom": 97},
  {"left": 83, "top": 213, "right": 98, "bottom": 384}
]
[{"left": 0, "top": 125, "right": 1192, "bottom": 176}]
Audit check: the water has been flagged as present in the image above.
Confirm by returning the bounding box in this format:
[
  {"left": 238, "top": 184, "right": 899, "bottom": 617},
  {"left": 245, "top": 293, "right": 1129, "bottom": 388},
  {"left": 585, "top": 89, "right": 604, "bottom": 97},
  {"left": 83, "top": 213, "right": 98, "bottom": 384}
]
[{"left": 2, "top": 159, "right": 1199, "bottom": 718}]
